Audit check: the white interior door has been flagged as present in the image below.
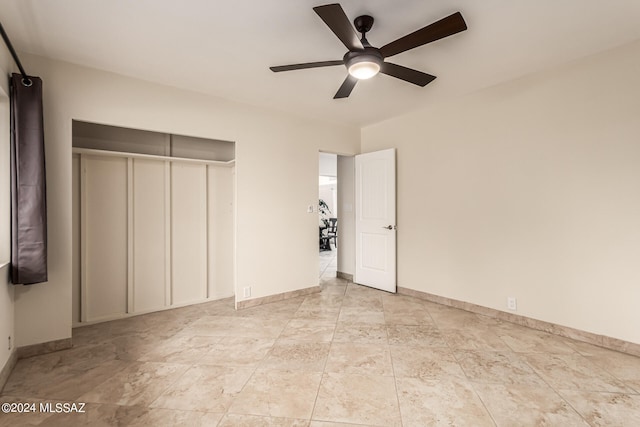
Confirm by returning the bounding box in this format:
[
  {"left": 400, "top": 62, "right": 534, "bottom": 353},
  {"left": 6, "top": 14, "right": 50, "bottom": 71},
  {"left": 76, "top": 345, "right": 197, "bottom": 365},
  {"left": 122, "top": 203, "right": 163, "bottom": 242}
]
[{"left": 355, "top": 148, "right": 396, "bottom": 292}]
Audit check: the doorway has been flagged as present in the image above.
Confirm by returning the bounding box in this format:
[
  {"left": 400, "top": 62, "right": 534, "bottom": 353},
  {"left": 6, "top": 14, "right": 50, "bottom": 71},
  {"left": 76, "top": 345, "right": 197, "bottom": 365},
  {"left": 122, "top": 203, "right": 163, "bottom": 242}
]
[
  {"left": 316, "top": 150, "right": 395, "bottom": 289},
  {"left": 318, "top": 152, "right": 356, "bottom": 282},
  {"left": 319, "top": 153, "right": 338, "bottom": 279}
]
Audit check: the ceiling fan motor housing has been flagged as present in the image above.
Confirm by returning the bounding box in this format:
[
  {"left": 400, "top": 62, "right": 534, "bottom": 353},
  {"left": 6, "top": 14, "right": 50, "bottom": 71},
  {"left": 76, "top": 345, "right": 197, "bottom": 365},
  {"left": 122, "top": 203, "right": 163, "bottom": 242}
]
[{"left": 343, "top": 48, "right": 383, "bottom": 75}]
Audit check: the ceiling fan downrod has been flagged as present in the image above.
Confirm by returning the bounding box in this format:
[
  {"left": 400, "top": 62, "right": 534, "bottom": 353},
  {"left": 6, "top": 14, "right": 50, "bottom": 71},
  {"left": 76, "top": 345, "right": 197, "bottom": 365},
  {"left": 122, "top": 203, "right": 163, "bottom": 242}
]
[{"left": 353, "top": 15, "right": 374, "bottom": 46}]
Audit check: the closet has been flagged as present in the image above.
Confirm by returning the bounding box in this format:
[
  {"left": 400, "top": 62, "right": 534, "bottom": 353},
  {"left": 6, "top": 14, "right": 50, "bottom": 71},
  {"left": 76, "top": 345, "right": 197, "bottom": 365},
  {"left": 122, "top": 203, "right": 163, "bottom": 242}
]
[{"left": 71, "top": 121, "right": 235, "bottom": 325}]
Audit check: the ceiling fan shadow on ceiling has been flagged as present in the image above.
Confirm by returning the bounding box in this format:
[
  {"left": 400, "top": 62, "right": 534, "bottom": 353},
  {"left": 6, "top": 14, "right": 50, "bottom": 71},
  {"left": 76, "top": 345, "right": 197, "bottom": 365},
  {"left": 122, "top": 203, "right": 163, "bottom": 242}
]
[{"left": 269, "top": 3, "right": 467, "bottom": 99}]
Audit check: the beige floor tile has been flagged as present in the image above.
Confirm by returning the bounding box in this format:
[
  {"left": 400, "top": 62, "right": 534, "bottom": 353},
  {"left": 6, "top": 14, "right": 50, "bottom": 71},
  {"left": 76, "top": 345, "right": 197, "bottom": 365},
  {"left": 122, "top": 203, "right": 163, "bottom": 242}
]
[
  {"left": 138, "top": 335, "right": 221, "bottom": 364},
  {"left": 107, "top": 316, "right": 153, "bottom": 337},
  {"left": 106, "top": 333, "right": 171, "bottom": 361},
  {"left": 294, "top": 306, "right": 341, "bottom": 321},
  {"left": 496, "top": 324, "right": 577, "bottom": 354},
  {"left": 37, "top": 404, "right": 223, "bottom": 427},
  {"left": 218, "top": 414, "right": 310, "bottom": 426},
  {"left": 38, "top": 402, "right": 122, "bottom": 427},
  {"left": 138, "top": 316, "right": 194, "bottom": 338},
  {"left": 229, "top": 369, "right": 322, "bottom": 419},
  {"left": 200, "top": 299, "right": 242, "bottom": 317},
  {"left": 386, "top": 324, "right": 447, "bottom": 347},
  {"left": 79, "top": 361, "right": 189, "bottom": 406},
  {"left": 313, "top": 373, "right": 401, "bottom": 426},
  {"left": 184, "top": 316, "right": 288, "bottom": 338},
  {"left": 309, "top": 422, "right": 378, "bottom": 427},
  {"left": 441, "top": 325, "right": 511, "bottom": 351},
  {"left": 338, "top": 306, "right": 386, "bottom": 324},
  {"left": 72, "top": 322, "right": 112, "bottom": 347},
  {"left": 3, "top": 358, "right": 132, "bottom": 400},
  {"left": 522, "top": 353, "right": 633, "bottom": 393},
  {"left": 626, "top": 379, "right": 640, "bottom": 394},
  {"left": 396, "top": 377, "right": 494, "bottom": 427},
  {"left": 317, "top": 284, "right": 347, "bottom": 296},
  {"left": 318, "top": 273, "right": 344, "bottom": 285},
  {"left": 237, "top": 299, "right": 304, "bottom": 320},
  {"left": 454, "top": 350, "right": 548, "bottom": 387},
  {"left": 564, "top": 339, "right": 618, "bottom": 357},
  {"left": 559, "top": 389, "right": 640, "bottom": 426},
  {"left": 473, "top": 383, "right": 588, "bottom": 426},
  {"left": 19, "top": 342, "right": 118, "bottom": 372},
  {"left": 383, "top": 309, "right": 434, "bottom": 326},
  {"left": 390, "top": 346, "right": 466, "bottom": 380},
  {"left": 568, "top": 342, "right": 640, "bottom": 390},
  {"left": 325, "top": 343, "right": 393, "bottom": 376},
  {"left": 106, "top": 311, "right": 193, "bottom": 339},
  {"left": 344, "top": 283, "right": 382, "bottom": 294},
  {"left": 199, "top": 336, "right": 275, "bottom": 367},
  {"left": 279, "top": 319, "right": 337, "bottom": 342},
  {"left": 381, "top": 294, "right": 427, "bottom": 305},
  {"left": 150, "top": 365, "right": 254, "bottom": 412},
  {"left": 333, "top": 322, "right": 388, "bottom": 344},
  {"left": 341, "top": 295, "right": 383, "bottom": 310},
  {"left": 6, "top": 280, "right": 640, "bottom": 426},
  {"left": 382, "top": 297, "right": 434, "bottom": 325},
  {"left": 122, "top": 407, "right": 222, "bottom": 427},
  {"left": 299, "top": 293, "right": 344, "bottom": 309},
  {"left": 0, "top": 396, "right": 62, "bottom": 426},
  {"left": 260, "top": 341, "right": 330, "bottom": 372},
  {"left": 179, "top": 316, "right": 237, "bottom": 337},
  {"left": 428, "top": 307, "right": 499, "bottom": 330}
]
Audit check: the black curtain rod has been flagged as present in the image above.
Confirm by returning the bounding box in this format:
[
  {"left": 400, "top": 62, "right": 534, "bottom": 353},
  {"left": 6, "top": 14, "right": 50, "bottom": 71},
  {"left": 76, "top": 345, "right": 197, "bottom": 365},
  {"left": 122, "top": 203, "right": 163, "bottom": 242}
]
[{"left": 0, "top": 21, "right": 32, "bottom": 86}]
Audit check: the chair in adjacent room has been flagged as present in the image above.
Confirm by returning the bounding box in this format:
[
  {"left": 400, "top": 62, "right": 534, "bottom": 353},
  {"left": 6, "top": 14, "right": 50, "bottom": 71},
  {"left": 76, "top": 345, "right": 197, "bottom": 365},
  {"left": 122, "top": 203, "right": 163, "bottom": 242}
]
[{"left": 326, "top": 217, "right": 338, "bottom": 248}]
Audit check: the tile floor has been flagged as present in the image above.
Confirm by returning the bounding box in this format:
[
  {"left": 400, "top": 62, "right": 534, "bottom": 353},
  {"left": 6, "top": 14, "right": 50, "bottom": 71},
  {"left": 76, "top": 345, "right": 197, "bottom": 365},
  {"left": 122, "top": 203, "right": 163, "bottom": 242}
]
[
  {"left": 319, "top": 247, "right": 337, "bottom": 280},
  {"left": 2, "top": 263, "right": 640, "bottom": 425}
]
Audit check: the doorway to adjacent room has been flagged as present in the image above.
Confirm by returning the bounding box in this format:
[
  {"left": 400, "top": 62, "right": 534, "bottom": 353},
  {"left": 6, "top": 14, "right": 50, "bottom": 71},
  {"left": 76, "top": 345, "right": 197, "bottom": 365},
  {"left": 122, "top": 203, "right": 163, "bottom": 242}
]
[{"left": 319, "top": 152, "right": 338, "bottom": 279}]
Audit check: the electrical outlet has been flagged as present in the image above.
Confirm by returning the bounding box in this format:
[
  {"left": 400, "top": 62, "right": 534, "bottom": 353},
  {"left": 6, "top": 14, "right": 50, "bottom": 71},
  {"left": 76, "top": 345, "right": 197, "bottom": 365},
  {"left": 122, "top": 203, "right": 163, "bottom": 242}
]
[
  {"left": 243, "top": 286, "right": 251, "bottom": 298},
  {"left": 8, "top": 336, "right": 11, "bottom": 351},
  {"left": 507, "top": 297, "right": 517, "bottom": 311}
]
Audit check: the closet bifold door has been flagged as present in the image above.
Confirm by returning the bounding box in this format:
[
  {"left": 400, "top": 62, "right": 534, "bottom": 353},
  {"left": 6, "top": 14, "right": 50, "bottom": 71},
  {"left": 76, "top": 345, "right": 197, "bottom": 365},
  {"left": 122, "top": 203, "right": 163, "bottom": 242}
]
[
  {"left": 75, "top": 145, "right": 234, "bottom": 323},
  {"left": 207, "top": 164, "right": 235, "bottom": 299},
  {"left": 132, "top": 158, "right": 167, "bottom": 312},
  {"left": 82, "top": 155, "right": 128, "bottom": 321},
  {"left": 171, "top": 162, "right": 208, "bottom": 305}
]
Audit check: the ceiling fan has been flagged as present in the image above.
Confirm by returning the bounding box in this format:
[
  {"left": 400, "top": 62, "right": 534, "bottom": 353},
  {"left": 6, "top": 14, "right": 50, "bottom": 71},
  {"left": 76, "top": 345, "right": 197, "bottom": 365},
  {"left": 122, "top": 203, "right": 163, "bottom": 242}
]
[{"left": 270, "top": 3, "right": 467, "bottom": 99}]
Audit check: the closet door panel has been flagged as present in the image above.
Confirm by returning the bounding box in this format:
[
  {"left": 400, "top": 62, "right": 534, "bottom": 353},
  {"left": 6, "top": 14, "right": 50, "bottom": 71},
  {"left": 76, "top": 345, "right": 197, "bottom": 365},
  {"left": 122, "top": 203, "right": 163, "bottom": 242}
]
[
  {"left": 84, "top": 156, "right": 128, "bottom": 320},
  {"left": 208, "top": 165, "right": 234, "bottom": 298},
  {"left": 171, "top": 162, "right": 207, "bottom": 304},
  {"left": 133, "top": 159, "right": 167, "bottom": 312},
  {"left": 72, "top": 154, "right": 81, "bottom": 323}
]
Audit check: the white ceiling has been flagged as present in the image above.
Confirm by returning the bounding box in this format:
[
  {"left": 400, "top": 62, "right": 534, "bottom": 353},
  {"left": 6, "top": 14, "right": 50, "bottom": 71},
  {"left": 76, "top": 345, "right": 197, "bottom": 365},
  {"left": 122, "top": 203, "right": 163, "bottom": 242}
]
[{"left": 2, "top": 1, "right": 640, "bottom": 127}]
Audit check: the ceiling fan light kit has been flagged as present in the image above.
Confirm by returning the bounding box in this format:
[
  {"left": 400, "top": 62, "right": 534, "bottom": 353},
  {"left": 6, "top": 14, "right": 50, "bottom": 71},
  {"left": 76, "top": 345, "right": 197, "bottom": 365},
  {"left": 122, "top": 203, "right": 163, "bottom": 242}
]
[
  {"left": 345, "top": 50, "right": 382, "bottom": 80},
  {"left": 269, "top": 3, "right": 467, "bottom": 99}
]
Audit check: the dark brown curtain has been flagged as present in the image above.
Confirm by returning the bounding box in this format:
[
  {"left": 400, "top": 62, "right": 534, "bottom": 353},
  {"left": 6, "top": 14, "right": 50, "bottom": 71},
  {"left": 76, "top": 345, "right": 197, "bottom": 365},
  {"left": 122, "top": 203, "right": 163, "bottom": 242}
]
[{"left": 10, "top": 73, "right": 48, "bottom": 285}]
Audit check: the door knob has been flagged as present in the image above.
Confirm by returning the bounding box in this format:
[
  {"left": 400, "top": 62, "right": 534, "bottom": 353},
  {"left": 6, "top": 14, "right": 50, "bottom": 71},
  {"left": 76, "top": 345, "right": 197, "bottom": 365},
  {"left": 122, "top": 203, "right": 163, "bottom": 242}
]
[{"left": 382, "top": 225, "right": 393, "bottom": 230}]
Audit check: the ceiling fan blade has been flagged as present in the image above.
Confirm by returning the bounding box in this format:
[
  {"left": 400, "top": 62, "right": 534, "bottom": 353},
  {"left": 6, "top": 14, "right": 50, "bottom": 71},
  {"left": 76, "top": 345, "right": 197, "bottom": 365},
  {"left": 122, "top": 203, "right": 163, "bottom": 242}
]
[
  {"left": 313, "top": 4, "right": 364, "bottom": 51},
  {"left": 380, "top": 62, "right": 436, "bottom": 87},
  {"left": 380, "top": 11, "right": 467, "bottom": 58},
  {"left": 270, "top": 60, "right": 343, "bottom": 72},
  {"left": 334, "top": 75, "right": 357, "bottom": 99}
]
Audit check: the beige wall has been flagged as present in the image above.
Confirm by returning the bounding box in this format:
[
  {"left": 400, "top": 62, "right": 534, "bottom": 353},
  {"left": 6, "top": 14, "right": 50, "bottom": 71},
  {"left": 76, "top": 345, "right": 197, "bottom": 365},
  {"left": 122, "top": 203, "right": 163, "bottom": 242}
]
[
  {"left": 0, "top": 47, "right": 15, "bottom": 371},
  {"left": 13, "top": 54, "right": 360, "bottom": 347},
  {"left": 9, "top": 37, "right": 640, "bottom": 351},
  {"left": 362, "top": 40, "right": 640, "bottom": 344}
]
